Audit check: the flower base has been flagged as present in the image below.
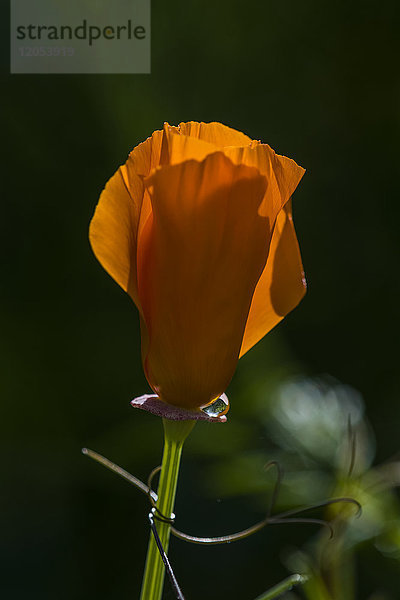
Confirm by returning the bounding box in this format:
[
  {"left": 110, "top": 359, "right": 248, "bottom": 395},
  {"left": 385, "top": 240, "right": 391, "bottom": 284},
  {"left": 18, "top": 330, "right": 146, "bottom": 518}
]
[{"left": 131, "top": 393, "right": 228, "bottom": 422}]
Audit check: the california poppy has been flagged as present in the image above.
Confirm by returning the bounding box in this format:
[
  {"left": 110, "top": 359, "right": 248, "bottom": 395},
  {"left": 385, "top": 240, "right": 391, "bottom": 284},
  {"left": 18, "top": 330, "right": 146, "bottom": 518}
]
[{"left": 89, "top": 121, "right": 306, "bottom": 413}]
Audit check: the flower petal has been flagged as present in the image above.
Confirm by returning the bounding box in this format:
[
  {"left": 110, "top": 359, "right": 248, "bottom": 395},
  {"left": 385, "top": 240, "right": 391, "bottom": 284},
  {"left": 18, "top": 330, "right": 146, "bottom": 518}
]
[
  {"left": 137, "top": 152, "right": 269, "bottom": 409},
  {"left": 89, "top": 130, "right": 163, "bottom": 308},
  {"left": 240, "top": 200, "right": 307, "bottom": 356},
  {"left": 177, "top": 121, "right": 252, "bottom": 148},
  {"left": 224, "top": 143, "right": 305, "bottom": 220},
  {"left": 161, "top": 126, "right": 304, "bottom": 229},
  {"left": 160, "top": 122, "right": 219, "bottom": 166}
]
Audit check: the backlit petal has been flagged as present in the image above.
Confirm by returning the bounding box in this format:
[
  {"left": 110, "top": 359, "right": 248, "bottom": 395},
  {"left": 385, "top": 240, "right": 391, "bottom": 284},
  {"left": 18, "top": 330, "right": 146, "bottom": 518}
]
[
  {"left": 162, "top": 126, "right": 304, "bottom": 230},
  {"left": 137, "top": 152, "right": 268, "bottom": 409},
  {"left": 224, "top": 143, "right": 305, "bottom": 220},
  {"left": 177, "top": 121, "right": 252, "bottom": 148},
  {"left": 161, "top": 123, "right": 219, "bottom": 166},
  {"left": 240, "top": 200, "right": 306, "bottom": 356},
  {"left": 89, "top": 130, "right": 163, "bottom": 307}
]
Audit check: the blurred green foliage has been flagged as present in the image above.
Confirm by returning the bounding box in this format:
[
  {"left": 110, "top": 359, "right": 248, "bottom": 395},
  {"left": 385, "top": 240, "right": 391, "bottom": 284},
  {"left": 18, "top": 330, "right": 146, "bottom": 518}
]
[{"left": 2, "top": 0, "right": 400, "bottom": 598}]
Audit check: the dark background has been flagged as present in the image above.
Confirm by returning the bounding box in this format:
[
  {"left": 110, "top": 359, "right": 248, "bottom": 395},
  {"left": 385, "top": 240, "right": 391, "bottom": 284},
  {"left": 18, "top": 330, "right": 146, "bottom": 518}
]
[{"left": 2, "top": 1, "right": 400, "bottom": 598}]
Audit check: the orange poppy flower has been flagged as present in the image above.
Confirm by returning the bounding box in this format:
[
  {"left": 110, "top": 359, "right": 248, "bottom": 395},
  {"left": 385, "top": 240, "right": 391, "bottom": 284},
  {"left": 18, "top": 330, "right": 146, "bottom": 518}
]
[{"left": 89, "top": 121, "right": 306, "bottom": 416}]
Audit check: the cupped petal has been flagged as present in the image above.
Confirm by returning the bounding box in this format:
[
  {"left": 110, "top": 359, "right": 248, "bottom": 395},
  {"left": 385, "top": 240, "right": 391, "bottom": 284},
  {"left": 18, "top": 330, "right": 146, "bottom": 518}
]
[
  {"left": 89, "top": 130, "right": 163, "bottom": 307},
  {"left": 137, "top": 152, "right": 269, "bottom": 409},
  {"left": 160, "top": 126, "right": 304, "bottom": 226},
  {"left": 240, "top": 200, "right": 307, "bottom": 357},
  {"left": 177, "top": 121, "right": 252, "bottom": 148}
]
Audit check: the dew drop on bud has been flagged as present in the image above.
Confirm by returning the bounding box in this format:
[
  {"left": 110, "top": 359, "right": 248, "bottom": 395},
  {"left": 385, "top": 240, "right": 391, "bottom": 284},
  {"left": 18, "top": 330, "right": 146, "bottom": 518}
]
[{"left": 200, "top": 393, "right": 229, "bottom": 417}]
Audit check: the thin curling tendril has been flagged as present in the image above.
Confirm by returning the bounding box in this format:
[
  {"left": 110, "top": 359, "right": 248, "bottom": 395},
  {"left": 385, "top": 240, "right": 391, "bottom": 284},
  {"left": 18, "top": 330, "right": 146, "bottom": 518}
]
[{"left": 82, "top": 447, "right": 361, "bottom": 545}]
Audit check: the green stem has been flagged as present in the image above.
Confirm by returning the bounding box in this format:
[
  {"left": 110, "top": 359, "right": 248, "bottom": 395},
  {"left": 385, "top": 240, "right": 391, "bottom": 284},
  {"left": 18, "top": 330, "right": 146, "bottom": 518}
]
[
  {"left": 254, "top": 574, "right": 308, "bottom": 600},
  {"left": 140, "top": 418, "right": 195, "bottom": 600}
]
